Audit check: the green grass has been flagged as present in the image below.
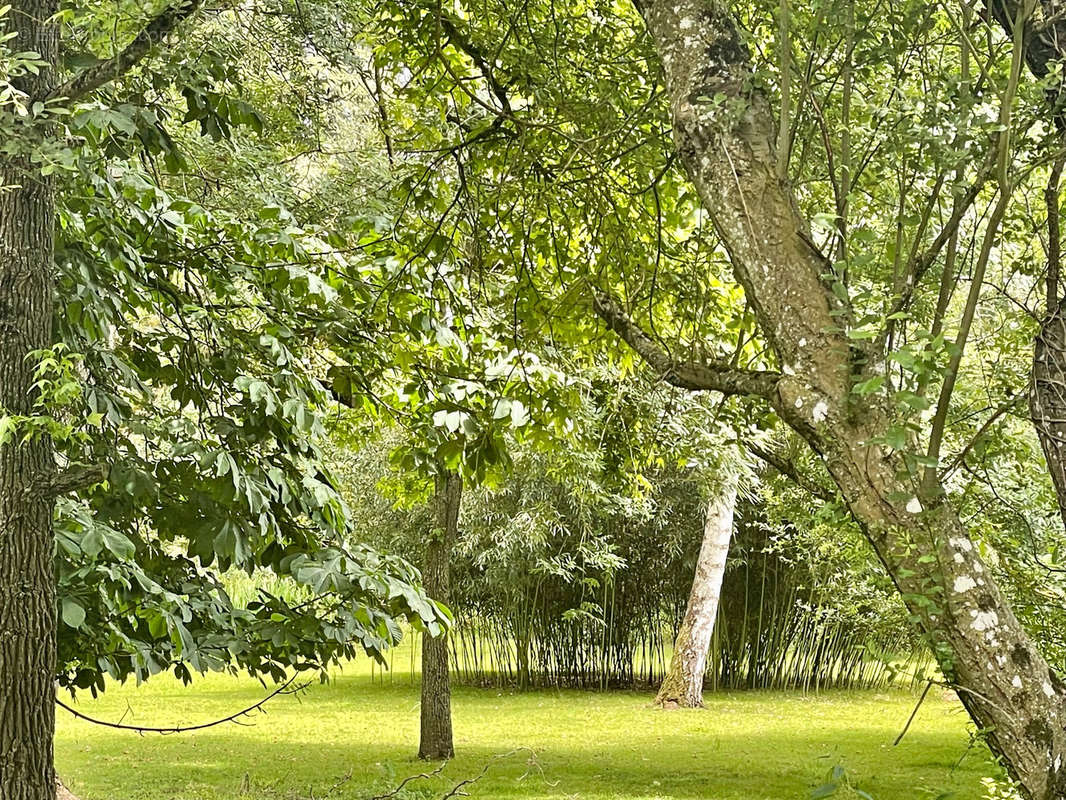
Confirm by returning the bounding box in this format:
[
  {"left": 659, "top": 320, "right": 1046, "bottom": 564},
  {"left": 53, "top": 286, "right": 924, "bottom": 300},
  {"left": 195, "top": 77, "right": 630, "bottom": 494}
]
[{"left": 56, "top": 643, "right": 1002, "bottom": 800}]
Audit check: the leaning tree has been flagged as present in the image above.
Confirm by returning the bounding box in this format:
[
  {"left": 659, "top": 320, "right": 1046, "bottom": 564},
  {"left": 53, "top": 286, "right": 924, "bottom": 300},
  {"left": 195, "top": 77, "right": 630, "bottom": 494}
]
[{"left": 593, "top": 0, "right": 1066, "bottom": 796}]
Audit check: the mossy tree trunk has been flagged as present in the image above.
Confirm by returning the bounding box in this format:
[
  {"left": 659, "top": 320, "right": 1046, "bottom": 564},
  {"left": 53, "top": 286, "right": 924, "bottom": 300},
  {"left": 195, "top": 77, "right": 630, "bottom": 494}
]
[
  {"left": 656, "top": 483, "right": 737, "bottom": 708},
  {"left": 419, "top": 470, "right": 461, "bottom": 760}
]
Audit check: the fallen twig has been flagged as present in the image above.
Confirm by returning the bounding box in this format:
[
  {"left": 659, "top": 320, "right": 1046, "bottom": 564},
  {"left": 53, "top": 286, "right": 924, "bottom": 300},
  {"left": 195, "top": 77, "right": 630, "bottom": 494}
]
[
  {"left": 369, "top": 761, "right": 448, "bottom": 800},
  {"left": 370, "top": 747, "right": 554, "bottom": 800}
]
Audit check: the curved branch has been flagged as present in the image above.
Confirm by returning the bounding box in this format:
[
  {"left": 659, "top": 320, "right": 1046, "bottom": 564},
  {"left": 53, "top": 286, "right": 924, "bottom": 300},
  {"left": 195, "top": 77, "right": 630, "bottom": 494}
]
[
  {"left": 592, "top": 292, "right": 781, "bottom": 397},
  {"left": 369, "top": 762, "right": 448, "bottom": 800},
  {"left": 55, "top": 675, "right": 306, "bottom": 734}
]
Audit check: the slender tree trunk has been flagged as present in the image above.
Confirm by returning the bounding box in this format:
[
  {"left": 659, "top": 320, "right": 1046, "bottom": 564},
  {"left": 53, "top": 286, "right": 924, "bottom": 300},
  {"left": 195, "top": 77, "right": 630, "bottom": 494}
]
[
  {"left": 1032, "top": 302, "right": 1066, "bottom": 529},
  {"left": 0, "top": 3, "right": 59, "bottom": 799},
  {"left": 656, "top": 482, "right": 737, "bottom": 708},
  {"left": 418, "top": 470, "right": 461, "bottom": 760},
  {"left": 1032, "top": 149, "right": 1066, "bottom": 533}
]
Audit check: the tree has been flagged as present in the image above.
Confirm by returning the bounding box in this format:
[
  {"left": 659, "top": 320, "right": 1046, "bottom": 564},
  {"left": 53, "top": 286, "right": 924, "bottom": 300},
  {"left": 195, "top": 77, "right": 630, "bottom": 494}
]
[
  {"left": 324, "top": 239, "right": 572, "bottom": 758},
  {"left": 655, "top": 475, "right": 738, "bottom": 708},
  {"left": 0, "top": 6, "right": 62, "bottom": 796},
  {"left": 0, "top": 4, "right": 444, "bottom": 797},
  {"left": 593, "top": 0, "right": 1066, "bottom": 795},
  {"left": 420, "top": 470, "right": 462, "bottom": 759}
]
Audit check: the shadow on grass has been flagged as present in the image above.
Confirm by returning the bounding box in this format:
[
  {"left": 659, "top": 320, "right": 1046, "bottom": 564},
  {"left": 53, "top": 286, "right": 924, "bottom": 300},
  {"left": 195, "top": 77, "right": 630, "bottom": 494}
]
[{"left": 56, "top": 677, "right": 996, "bottom": 800}]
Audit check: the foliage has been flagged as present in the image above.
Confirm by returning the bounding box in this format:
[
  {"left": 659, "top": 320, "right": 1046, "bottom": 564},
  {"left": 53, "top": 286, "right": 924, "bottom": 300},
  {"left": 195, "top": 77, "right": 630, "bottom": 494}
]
[
  {"left": 352, "top": 0, "right": 1066, "bottom": 715},
  {"left": 8, "top": 0, "right": 1066, "bottom": 781},
  {"left": 0, "top": 1, "right": 450, "bottom": 694},
  {"left": 334, "top": 373, "right": 913, "bottom": 691}
]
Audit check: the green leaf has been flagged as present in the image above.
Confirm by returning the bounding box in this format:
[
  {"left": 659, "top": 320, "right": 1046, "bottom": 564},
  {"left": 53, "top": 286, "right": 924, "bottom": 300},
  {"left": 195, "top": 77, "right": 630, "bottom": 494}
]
[
  {"left": 61, "top": 599, "right": 86, "bottom": 629},
  {"left": 852, "top": 376, "right": 884, "bottom": 396},
  {"left": 492, "top": 398, "right": 511, "bottom": 419}
]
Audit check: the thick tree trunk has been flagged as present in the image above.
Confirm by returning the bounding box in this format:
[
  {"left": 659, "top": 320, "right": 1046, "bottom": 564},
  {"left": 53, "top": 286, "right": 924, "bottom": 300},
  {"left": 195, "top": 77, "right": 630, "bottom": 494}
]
[
  {"left": 418, "top": 471, "right": 461, "bottom": 760},
  {"left": 819, "top": 428, "right": 1066, "bottom": 798},
  {"left": 619, "top": 2, "right": 1066, "bottom": 795},
  {"left": 656, "top": 482, "right": 737, "bottom": 708},
  {"left": 0, "top": 4, "right": 59, "bottom": 799}
]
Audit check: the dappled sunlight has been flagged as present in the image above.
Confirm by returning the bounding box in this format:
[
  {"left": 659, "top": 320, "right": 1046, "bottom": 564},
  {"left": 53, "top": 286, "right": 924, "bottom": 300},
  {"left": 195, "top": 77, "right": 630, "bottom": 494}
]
[{"left": 57, "top": 658, "right": 995, "bottom": 800}]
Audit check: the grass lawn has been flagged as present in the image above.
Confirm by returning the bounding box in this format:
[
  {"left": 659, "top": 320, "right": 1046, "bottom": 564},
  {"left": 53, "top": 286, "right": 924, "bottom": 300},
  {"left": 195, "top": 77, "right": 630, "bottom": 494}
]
[{"left": 55, "top": 645, "right": 1003, "bottom": 800}]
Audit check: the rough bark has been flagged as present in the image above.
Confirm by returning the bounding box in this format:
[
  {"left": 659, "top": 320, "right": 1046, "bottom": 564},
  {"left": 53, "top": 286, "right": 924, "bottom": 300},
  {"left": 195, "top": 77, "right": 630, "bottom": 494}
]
[
  {"left": 418, "top": 471, "right": 461, "bottom": 761},
  {"left": 656, "top": 482, "right": 737, "bottom": 708},
  {"left": 622, "top": 1, "right": 1066, "bottom": 796},
  {"left": 1034, "top": 303, "right": 1066, "bottom": 532},
  {"left": 0, "top": 4, "right": 59, "bottom": 799}
]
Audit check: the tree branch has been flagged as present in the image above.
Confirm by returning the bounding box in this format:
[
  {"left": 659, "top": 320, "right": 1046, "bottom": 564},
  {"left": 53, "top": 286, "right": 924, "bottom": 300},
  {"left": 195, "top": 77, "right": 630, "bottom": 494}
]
[
  {"left": 592, "top": 293, "right": 781, "bottom": 398},
  {"left": 891, "top": 162, "right": 993, "bottom": 316},
  {"left": 924, "top": 1, "right": 1028, "bottom": 490},
  {"left": 436, "top": 14, "right": 513, "bottom": 116},
  {"left": 1046, "top": 151, "right": 1065, "bottom": 307},
  {"left": 745, "top": 442, "right": 835, "bottom": 502},
  {"left": 45, "top": 0, "right": 207, "bottom": 103},
  {"left": 634, "top": 0, "right": 848, "bottom": 404},
  {"left": 28, "top": 463, "right": 108, "bottom": 501},
  {"left": 368, "top": 762, "right": 448, "bottom": 800},
  {"left": 56, "top": 676, "right": 306, "bottom": 734}
]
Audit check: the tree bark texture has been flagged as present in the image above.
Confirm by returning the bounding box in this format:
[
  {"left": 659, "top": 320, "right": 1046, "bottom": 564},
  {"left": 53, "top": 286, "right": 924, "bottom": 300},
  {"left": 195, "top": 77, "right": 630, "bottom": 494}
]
[
  {"left": 418, "top": 471, "right": 461, "bottom": 760},
  {"left": 0, "top": 3, "right": 59, "bottom": 799},
  {"left": 1033, "top": 303, "right": 1066, "bottom": 533},
  {"left": 656, "top": 482, "right": 737, "bottom": 708},
  {"left": 628, "top": 1, "right": 1066, "bottom": 795}
]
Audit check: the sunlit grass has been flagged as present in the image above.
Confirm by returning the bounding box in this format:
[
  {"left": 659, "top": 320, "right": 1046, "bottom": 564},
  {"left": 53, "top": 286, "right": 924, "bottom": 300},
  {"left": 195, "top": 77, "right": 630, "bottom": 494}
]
[{"left": 55, "top": 638, "right": 1001, "bottom": 800}]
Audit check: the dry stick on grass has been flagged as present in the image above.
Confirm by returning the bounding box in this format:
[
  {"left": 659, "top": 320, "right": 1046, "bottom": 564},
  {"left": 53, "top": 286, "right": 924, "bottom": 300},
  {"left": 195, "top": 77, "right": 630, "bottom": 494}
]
[
  {"left": 371, "top": 747, "right": 555, "bottom": 800},
  {"left": 55, "top": 675, "right": 308, "bottom": 734},
  {"left": 439, "top": 748, "right": 549, "bottom": 799},
  {"left": 369, "top": 761, "right": 449, "bottom": 800},
  {"left": 309, "top": 769, "right": 353, "bottom": 800}
]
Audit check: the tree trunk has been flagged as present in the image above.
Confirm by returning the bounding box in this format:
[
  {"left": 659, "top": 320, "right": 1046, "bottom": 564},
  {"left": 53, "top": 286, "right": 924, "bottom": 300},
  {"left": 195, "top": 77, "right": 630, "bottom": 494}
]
[
  {"left": 0, "top": 3, "right": 59, "bottom": 799},
  {"left": 418, "top": 470, "right": 461, "bottom": 760},
  {"left": 656, "top": 482, "right": 737, "bottom": 708},
  {"left": 1032, "top": 302, "right": 1066, "bottom": 530},
  {"left": 610, "top": 2, "right": 1066, "bottom": 795}
]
